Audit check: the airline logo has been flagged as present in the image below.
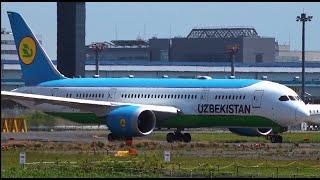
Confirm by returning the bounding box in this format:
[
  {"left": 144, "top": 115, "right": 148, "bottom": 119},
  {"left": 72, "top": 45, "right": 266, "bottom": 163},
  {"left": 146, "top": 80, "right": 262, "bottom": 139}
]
[
  {"left": 19, "top": 37, "right": 36, "bottom": 65},
  {"left": 120, "top": 118, "right": 126, "bottom": 128}
]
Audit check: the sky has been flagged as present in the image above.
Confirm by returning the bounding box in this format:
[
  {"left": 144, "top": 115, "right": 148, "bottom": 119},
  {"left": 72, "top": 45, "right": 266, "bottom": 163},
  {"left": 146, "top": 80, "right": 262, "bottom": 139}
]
[{"left": 1, "top": 2, "right": 320, "bottom": 59}]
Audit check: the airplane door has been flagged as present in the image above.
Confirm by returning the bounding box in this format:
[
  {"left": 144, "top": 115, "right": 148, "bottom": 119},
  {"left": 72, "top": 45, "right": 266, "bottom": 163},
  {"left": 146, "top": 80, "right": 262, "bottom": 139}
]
[
  {"left": 200, "top": 89, "right": 209, "bottom": 103},
  {"left": 106, "top": 88, "right": 117, "bottom": 101},
  {"left": 50, "top": 88, "right": 60, "bottom": 96},
  {"left": 252, "top": 90, "right": 264, "bottom": 108}
]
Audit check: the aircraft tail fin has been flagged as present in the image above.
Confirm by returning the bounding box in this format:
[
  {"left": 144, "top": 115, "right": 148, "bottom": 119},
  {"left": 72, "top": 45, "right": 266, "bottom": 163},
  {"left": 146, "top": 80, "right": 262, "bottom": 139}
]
[{"left": 7, "top": 11, "right": 66, "bottom": 86}]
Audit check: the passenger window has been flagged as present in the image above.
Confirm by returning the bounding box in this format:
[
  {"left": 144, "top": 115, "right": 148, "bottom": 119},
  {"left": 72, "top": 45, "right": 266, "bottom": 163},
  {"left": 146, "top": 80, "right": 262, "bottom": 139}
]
[
  {"left": 279, "top": 96, "right": 289, "bottom": 101},
  {"left": 289, "top": 96, "right": 296, "bottom": 101}
]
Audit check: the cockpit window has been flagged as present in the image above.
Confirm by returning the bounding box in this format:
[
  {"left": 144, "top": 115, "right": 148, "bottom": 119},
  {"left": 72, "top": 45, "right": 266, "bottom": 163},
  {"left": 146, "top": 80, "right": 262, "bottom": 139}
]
[
  {"left": 288, "top": 96, "right": 296, "bottom": 101},
  {"left": 279, "top": 95, "right": 289, "bottom": 101}
]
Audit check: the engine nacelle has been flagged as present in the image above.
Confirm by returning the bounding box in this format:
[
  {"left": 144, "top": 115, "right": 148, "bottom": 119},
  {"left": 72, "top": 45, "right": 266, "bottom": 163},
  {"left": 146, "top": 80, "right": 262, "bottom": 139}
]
[
  {"left": 229, "top": 128, "right": 273, "bottom": 137},
  {"left": 106, "top": 106, "right": 156, "bottom": 137}
]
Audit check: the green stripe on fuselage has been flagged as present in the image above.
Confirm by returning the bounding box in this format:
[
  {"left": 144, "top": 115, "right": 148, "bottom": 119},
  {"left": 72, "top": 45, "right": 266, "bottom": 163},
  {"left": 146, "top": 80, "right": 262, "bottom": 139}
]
[
  {"left": 46, "top": 112, "right": 283, "bottom": 132},
  {"left": 157, "top": 115, "right": 283, "bottom": 132}
]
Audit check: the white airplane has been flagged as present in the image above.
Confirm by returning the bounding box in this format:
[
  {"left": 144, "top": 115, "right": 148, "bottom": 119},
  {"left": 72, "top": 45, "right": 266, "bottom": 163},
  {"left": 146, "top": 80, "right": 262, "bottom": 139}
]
[{"left": 1, "top": 12, "right": 317, "bottom": 144}]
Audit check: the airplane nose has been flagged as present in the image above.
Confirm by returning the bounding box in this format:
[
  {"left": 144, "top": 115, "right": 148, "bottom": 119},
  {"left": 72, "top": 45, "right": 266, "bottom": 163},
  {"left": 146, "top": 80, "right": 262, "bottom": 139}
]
[{"left": 295, "top": 107, "right": 310, "bottom": 122}]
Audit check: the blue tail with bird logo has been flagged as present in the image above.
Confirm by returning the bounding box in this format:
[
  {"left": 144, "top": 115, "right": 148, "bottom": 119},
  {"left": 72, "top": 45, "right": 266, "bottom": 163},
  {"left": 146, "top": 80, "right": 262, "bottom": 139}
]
[{"left": 7, "top": 11, "right": 66, "bottom": 86}]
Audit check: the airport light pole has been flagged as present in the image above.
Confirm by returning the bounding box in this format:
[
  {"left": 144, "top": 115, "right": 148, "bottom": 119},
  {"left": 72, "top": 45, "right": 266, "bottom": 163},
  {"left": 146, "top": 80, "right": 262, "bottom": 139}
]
[
  {"left": 226, "top": 44, "right": 240, "bottom": 77},
  {"left": 296, "top": 13, "right": 312, "bottom": 103},
  {"left": 89, "top": 42, "right": 107, "bottom": 77}
]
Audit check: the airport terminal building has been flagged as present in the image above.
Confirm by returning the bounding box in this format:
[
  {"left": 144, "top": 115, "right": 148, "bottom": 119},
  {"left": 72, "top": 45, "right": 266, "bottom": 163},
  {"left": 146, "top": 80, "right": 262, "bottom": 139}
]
[{"left": 85, "top": 27, "right": 276, "bottom": 63}]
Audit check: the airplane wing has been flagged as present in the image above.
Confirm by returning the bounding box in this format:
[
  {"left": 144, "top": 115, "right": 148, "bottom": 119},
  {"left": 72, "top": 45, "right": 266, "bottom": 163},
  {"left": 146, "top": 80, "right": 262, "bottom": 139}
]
[
  {"left": 305, "top": 104, "right": 320, "bottom": 124},
  {"left": 1, "top": 91, "right": 181, "bottom": 117}
]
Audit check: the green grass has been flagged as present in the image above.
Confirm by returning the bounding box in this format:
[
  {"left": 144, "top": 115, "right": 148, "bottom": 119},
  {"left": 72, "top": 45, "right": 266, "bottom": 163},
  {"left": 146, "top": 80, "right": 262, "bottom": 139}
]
[
  {"left": 2, "top": 132, "right": 320, "bottom": 177},
  {"left": 2, "top": 149, "right": 320, "bottom": 178},
  {"left": 168, "top": 155, "right": 320, "bottom": 178}
]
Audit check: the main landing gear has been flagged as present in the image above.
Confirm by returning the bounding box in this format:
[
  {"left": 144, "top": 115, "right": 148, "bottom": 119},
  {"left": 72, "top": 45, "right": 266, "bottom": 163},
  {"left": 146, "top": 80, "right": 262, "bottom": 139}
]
[
  {"left": 166, "top": 129, "right": 191, "bottom": 143},
  {"left": 266, "top": 134, "right": 283, "bottom": 143}
]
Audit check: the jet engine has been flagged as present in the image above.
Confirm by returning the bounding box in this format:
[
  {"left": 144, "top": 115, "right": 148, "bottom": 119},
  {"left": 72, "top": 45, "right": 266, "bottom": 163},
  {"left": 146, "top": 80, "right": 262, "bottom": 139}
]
[
  {"left": 229, "top": 128, "right": 273, "bottom": 137},
  {"left": 106, "top": 105, "right": 156, "bottom": 137}
]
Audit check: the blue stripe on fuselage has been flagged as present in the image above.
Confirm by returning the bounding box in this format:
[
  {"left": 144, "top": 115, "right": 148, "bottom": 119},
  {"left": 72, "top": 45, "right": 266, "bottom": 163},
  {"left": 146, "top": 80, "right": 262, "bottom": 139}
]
[{"left": 38, "top": 78, "right": 260, "bottom": 88}]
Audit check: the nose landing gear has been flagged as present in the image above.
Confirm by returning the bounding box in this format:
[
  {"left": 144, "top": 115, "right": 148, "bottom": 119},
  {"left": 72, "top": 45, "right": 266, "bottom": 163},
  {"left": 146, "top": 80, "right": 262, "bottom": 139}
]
[
  {"left": 266, "top": 135, "right": 283, "bottom": 143},
  {"left": 166, "top": 129, "right": 191, "bottom": 143}
]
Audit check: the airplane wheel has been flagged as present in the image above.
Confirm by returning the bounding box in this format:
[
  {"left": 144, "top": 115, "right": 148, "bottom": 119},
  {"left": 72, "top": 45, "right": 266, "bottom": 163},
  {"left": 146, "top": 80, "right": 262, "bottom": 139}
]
[
  {"left": 270, "top": 135, "right": 283, "bottom": 143},
  {"left": 108, "top": 133, "right": 115, "bottom": 142},
  {"left": 167, "top": 133, "right": 175, "bottom": 143},
  {"left": 182, "top": 133, "right": 191, "bottom": 143},
  {"left": 175, "top": 133, "right": 183, "bottom": 141},
  {"left": 270, "top": 136, "right": 276, "bottom": 143}
]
